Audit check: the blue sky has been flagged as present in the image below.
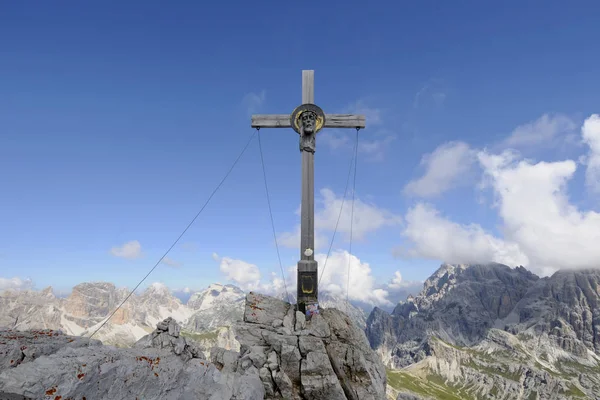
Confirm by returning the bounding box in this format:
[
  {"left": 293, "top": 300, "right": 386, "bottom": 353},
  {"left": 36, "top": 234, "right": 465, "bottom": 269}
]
[{"left": 2, "top": 1, "right": 600, "bottom": 306}]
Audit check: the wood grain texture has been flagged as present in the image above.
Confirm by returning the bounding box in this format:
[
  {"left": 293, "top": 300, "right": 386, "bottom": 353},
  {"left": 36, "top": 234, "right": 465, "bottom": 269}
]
[
  {"left": 323, "top": 114, "right": 366, "bottom": 128},
  {"left": 302, "top": 70, "right": 314, "bottom": 104},
  {"left": 251, "top": 114, "right": 366, "bottom": 129},
  {"left": 251, "top": 114, "right": 291, "bottom": 128}
]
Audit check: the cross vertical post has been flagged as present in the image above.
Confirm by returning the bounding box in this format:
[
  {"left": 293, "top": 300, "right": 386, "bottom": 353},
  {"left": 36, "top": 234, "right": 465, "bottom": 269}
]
[
  {"left": 297, "top": 70, "right": 318, "bottom": 313},
  {"left": 250, "top": 70, "right": 366, "bottom": 315}
]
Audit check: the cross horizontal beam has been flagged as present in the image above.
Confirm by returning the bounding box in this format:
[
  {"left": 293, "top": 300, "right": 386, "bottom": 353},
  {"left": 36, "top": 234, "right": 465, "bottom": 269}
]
[{"left": 251, "top": 114, "right": 366, "bottom": 129}]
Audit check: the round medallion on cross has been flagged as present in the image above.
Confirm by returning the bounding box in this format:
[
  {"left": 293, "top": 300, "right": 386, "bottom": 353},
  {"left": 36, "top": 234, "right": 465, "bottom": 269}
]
[{"left": 291, "top": 104, "right": 326, "bottom": 135}]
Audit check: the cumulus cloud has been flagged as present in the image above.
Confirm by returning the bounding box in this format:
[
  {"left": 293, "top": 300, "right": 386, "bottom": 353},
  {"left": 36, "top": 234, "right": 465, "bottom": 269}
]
[
  {"left": 477, "top": 149, "right": 600, "bottom": 274},
  {"left": 212, "top": 252, "right": 261, "bottom": 290},
  {"left": 397, "top": 202, "right": 529, "bottom": 267},
  {"left": 110, "top": 240, "right": 142, "bottom": 260},
  {"left": 582, "top": 114, "right": 600, "bottom": 193},
  {"left": 0, "top": 277, "right": 34, "bottom": 291},
  {"left": 503, "top": 113, "right": 577, "bottom": 149},
  {"left": 277, "top": 225, "right": 329, "bottom": 252},
  {"left": 279, "top": 188, "right": 402, "bottom": 250},
  {"left": 388, "top": 271, "right": 404, "bottom": 290},
  {"left": 397, "top": 113, "right": 600, "bottom": 276},
  {"left": 161, "top": 256, "right": 182, "bottom": 268},
  {"left": 280, "top": 251, "right": 392, "bottom": 306},
  {"left": 213, "top": 250, "right": 397, "bottom": 307},
  {"left": 317, "top": 251, "right": 391, "bottom": 306},
  {"left": 403, "top": 141, "right": 476, "bottom": 198},
  {"left": 242, "top": 90, "right": 266, "bottom": 115}
]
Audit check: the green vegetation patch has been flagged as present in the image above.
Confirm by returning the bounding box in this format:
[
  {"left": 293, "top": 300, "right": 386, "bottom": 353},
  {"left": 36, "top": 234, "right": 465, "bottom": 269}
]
[
  {"left": 181, "top": 329, "right": 219, "bottom": 341},
  {"left": 386, "top": 369, "right": 475, "bottom": 400}
]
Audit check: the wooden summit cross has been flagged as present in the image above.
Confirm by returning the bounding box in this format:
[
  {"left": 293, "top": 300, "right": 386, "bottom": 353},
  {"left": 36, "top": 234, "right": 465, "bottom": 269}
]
[{"left": 251, "top": 70, "right": 366, "bottom": 314}]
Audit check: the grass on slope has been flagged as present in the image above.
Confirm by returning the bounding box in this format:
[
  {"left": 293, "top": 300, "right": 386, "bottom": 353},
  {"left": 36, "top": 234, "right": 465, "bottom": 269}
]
[
  {"left": 180, "top": 329, "right": 219, "bottom": 341},
  {"left": 386, "top": 369, "right": 476, "bottom": 400}
]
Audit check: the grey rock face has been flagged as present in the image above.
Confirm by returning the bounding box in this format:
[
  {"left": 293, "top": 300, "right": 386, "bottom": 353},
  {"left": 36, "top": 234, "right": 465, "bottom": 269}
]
[
  {"left": 235, "top": 292, "right": 386, "bottom": 400},
  {"left": 0, "top": 318, "right": 264, "bottom": 400},
  {"left": 366, "top": 263, "right": 540, "bottom": 367},
  {"left": 367, "top": 263, "right": 600, "bottom": 400}
]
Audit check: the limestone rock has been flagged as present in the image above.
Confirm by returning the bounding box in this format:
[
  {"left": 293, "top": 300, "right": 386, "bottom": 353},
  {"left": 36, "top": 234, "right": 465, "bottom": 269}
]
[
  {"left": 301, "top": 351, "right": 346, "bottom": 399},
  {"left": 134, "top": 317, "right": 204, "bottom": 361},
  {"left": 306, "top": 313, "right": 330, "bottom": 338},
  {"left": 235, "top": 292, "right": 386, "bottom": 399},
  {"left": 0, "top": 318, "right": 264, "bottom": 400},
  {"left": 0, "top": 292, "right": 385, "bottom": 400},
  {"left": 244, "top": 292, "right": 290, "bottom": 326},
  {"left": 366, "top": 263, "right": 600, "bottom": 400},
  {"left": 295, "top": 310, "right": 306, "bottom": 331}
]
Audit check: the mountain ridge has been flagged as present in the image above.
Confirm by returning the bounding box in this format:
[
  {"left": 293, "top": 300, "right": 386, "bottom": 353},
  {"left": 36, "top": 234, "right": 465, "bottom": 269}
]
[{"left": 366, "top": 263, "right": 600, "bottom": 399}]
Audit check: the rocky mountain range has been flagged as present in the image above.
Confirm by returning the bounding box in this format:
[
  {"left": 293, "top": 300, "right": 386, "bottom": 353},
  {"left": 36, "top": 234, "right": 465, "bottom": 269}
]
[
  {"left": 366, "top": 263, "right": 600, "bottom": 399},
  {"left": 0, "top": 293, "right": 385, "bottom": 399},
  {"left": 0, "top": 281, "right": 366, "bottom": 353},
  {"left": 4, "top": 263, "right": 600, "bottom": 399}
]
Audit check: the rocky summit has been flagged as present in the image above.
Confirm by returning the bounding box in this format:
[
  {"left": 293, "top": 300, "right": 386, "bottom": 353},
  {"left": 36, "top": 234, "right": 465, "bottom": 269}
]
[
  {"left": 235, "top": 292, "right": 386, "bottom": 399},
  {"left": 366, "top": 263, "right": 600, "bottom": 400},
  {"left": 0, "top": 292, "right": 386, "bottom": 400},
  {"left": 0, "top": 317, "right": 261, "bottom": 400}
]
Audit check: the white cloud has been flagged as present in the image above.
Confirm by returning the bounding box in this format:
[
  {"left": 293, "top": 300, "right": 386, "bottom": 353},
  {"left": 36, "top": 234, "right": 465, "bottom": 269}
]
[
  {"left": 242, "top": 90, "right": 266, "bottom": 115},
  {"left": 279, "top": 188, "right": 402, "bottom": 250},
  {"left": 277, "top": 224, "right": 329, "bottom": 252},
  {"left": 110, "top": 240, "right": 142, "bottom": 260},
  {"left": 319, "top": 131, "right": 395, "bottom": 162},
  {"left": 212, "top": 250, "right": 394, "bottom": 307},
  {"left": 316, "top": 251, "right": 392, "bottom": 306},
  {"left": 358, "top": 135, "right": 396, "bottom": 162},
  {"left": 398, "top": 203, "right": 529, "bottom": 267},
  {"left": 213, "top": 252, "right": 261, "bottom": 290},
  {"left": 182, "top": 287, "right": 191, "bottom": 294},
  {"left": 317, "top": 188, "right": 402, "bottom": 240},
  {"left": 345, "top": 99, "right": 383, "bottom": 126},
  {"left": 274, "top": 251, "right": 392, "bottom": 307},
  {"left": 477, "top": 148, "right": 600, "bottom": 274},
  {"left": 503, "top": 113, "right": 576, "bottom": 149},
  {"left": 582, "top": 114, "right": 600, "bottom": 193},
  {"left": 318, "top": 99, "right": 394, "bottom": 161},
  {"left": 388, "top": 271, "right": 404, "bottom": 290},
  {"left": 397, "top": 113, "right": 600, "bottom": 276},
  {"left": 0, "top": 277, "right": 34, "bottom": 291},
  {"left": 161, "top": 256, "right": 182, "bottom": 268},
  {"left": 403, "top": 141, "right": 476, "bottom": 198}
]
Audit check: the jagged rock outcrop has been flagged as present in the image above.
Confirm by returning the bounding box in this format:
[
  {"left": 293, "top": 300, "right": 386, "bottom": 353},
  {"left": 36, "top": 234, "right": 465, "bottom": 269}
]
[
  {"left": 0, "top": 282, "right": 194, "bottom": 347},
  {"left": 0, "top": 318, "right": 263, "bottom": 400},
  {"left": 0, "top": 292, "right": 384, "bottom": 400},
  {"left": 0, "top": 282, "right": 369, "bottom": 353},
  {"left": 235, "top": 292, "right": 386, "bottom": 400},
  {"left": 367, "top": 263, "right": 600, "bottom": 399},
  {"left": 507, "top": 268, "right": 600, "bottom": 355},
  {"left": 366, "top": 263, "right": 539, "bottom": 367}
]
